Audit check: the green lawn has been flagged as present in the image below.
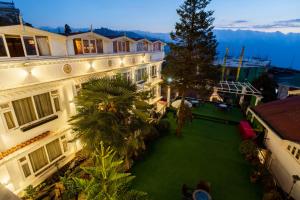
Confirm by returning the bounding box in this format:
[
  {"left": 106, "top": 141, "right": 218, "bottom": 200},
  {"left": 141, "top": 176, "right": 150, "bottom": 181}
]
[
  {"left": 132, "top": 110, "right": 262, "bottom": 200},
  {"left": 193, "top": 103, "right": 245, "bottom": 123}
]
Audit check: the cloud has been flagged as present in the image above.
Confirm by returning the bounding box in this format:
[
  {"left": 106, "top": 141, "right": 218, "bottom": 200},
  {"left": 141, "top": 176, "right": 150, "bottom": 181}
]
[
  {"left": 216, "top": 18, "right": 300, "bottom": 33},
  {"left": 232, "top": 20, "right": 249, "bottom": 24}
]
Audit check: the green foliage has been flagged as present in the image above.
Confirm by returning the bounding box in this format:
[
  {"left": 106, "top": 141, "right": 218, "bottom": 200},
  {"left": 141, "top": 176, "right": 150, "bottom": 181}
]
[
  {"left": 156, "top": 118, "right": 171, "bottom": 134},
  {"left": 23, "top": 185, "right": 37, "bottom": 200},
  {"left": 74, "top": 142, "right": 148, "bottom": 200},
  {"left": 239, "top": 140, "right": 258, "bottom": 160},
  {"left": 69, "top": 76, "right": 153, "bottom": 159},
  {"left": 163, "top": 0, "right": 220, "bottom": 135}
]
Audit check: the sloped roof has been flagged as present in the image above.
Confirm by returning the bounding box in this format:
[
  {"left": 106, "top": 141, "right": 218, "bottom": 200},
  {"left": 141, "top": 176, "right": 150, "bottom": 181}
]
[{"left": 252, "top": 96, "right": 300, "bottom": 142}]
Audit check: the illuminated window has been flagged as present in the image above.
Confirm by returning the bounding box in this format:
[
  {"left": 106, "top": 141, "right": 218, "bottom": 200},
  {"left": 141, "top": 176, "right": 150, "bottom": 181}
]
[
  {"left": 23, "top": 36, "right": 37, "bottom": 56},
  {"left": 73, "top": 38, "right": 83, "bottom": 55},
  {"left": 5, "top": 35, "right": 25, "bottom": 57},
  {"left": 0, "top": 36, "right": 7, "bottom": 57}
]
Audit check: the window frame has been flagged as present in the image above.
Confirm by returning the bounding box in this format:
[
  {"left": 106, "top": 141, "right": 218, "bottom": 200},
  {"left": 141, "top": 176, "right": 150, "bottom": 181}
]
[
  {"left": 2, "top": 90, "right": 61, "bottom": 131},
  {"left": 0, "top": 34, "right": 9, "bottom": 58},
  {"left": 0, "top": 102, "right": 18, "bottom": 131},
  {"left": 18, "top": 155, "right": 33, "bottom": 179},
  {"left": 22, "top": 35, "right": 39, "bottom": 57},
  {"left": 5, "top": 34, "right": 26, "bottom": 58},
  {"left": 35, "top": 35, "right": 52, "bottom": 57}
]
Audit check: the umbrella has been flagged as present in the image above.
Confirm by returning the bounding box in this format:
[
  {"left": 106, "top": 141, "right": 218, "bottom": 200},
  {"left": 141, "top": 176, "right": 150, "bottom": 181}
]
[{"left": 171, "top": 100, "right": 192, "bottom": 109}]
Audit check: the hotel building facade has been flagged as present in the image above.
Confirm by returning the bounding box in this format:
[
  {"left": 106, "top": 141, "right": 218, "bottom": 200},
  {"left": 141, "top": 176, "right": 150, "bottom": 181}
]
[{"left": 0, "top": 25, "right": 165, "bottom": 194}]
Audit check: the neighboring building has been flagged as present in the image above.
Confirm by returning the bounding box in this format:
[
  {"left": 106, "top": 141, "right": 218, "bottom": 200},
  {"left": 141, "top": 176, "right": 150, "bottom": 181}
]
[
  {"left": 215, "top": 57, "right": 271, "bottom": 82},
  {"left": 0, "top": 1, "right": 20, "bottom": 26},
  {"left": 0, "top": 25, "right": 165, "bottom": 194},
  {"left": 247, "top": 96, "right": 300, "bottom": 199}
]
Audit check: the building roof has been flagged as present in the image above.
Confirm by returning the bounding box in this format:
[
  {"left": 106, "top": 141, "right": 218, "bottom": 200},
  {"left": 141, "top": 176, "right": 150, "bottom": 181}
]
[{"left": 252, "top": 96, "right": 300, "bottom": 142}]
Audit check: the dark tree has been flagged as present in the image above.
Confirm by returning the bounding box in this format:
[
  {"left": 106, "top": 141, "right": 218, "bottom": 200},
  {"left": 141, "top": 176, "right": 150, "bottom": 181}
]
[
  {"left": 163, "top": 0, "right": 219, "bottom": 136},
  {"left": 252, "top": 73, "right": 278, "bottom": 103},
  {"left": 64, "top": 24, "right": 72, "bottom": 35}
]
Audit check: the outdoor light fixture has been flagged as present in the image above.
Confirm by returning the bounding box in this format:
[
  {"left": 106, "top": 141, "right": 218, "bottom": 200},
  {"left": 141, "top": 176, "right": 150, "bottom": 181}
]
[{"left": 167, "top": 77, "right": 173, "bottom": 84}]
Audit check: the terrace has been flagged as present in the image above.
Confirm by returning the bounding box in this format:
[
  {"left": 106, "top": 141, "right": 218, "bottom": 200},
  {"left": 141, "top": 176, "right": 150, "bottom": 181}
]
[{"left": 132, "top": 104, "right": 262, "bottom": 200}]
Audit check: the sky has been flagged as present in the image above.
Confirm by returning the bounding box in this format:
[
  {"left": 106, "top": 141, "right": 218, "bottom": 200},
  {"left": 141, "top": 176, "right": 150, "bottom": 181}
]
[{"left": 12, "top": 0, "right": 300, "bottom": 33}]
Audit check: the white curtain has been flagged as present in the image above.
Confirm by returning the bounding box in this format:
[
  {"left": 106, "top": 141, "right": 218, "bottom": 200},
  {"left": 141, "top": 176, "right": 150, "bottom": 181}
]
[{"left": 36, "top": 36, "right": 51, "bottom": 56}]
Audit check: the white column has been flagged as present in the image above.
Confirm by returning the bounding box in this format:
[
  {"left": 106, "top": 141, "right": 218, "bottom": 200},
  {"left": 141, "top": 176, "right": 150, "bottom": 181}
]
[
  {"left": 239, "top": 86, "right": 247, "bottom": 105},
  {"left": 254, "top": 95, "right": 263, "bottom": 106},
  {"left": 167, "top": 86, "right": 171, "bottom": 107}
]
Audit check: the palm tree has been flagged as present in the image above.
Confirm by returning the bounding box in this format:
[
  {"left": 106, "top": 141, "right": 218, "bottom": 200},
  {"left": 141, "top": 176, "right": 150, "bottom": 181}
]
[
  {"left": 69, "top": 76, "right": 153, "bottom": 168},
  {"left": 74, "top": 142, "right": 148, "bottom": 200}
]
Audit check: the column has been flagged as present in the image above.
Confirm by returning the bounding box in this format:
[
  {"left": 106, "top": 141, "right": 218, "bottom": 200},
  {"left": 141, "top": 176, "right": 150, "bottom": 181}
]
[{"left": 167, "top": 86, "right": 171, "bottom": 107}]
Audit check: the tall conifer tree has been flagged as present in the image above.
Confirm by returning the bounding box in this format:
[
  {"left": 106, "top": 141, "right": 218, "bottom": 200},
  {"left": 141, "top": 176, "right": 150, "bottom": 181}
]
[{"left": 163, "top": 0, "right": 219, "bottom": 135}]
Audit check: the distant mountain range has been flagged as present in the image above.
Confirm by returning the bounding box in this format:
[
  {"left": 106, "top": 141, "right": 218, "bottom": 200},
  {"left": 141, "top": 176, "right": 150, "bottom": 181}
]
[{"left": 40, "top": 26, "right": 300, "bottom": 70}]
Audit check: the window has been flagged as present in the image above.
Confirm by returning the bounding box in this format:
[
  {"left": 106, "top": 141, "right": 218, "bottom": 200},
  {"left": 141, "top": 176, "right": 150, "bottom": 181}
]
[
  {"left": 29, "top": 147, "right": 49, "bottom": 172},
  {"left": 53, "top": 97, "right": 60, "bottom": 112},
  {"left": 135, "top": 68, "right": 147, "bottom": 82},
  {"left": 296, "top": 150, "right": 300, "bottom": 160},
  {"left": 90, "top": 40, "right": 96, "bottom": 53},
  {"left": 23, "top": 36, "right": 37, "bottom": 56},
  {"left": 83, "top": 40, "right": 89, "bottom": 53},
  {"left": 0, "top": 36, "right": 7, "bottom": 57},
  {"left": 153, "top": 42, "right": 162, "bottom": 51},
  {"left": 46, "top": 139, "right": 62, "bottom": 162},
  {"left": 19, "top": 157, "right": 31, "bottom": 178},
  {"left": 287, "top": 145, "right": 291, "bottom": 150},
  {"left": 12, "top": 97, "right": 37, "bottom": 126},
  {"left": 61, "top": 135, "right": 68, "bottom": 152},
  {"left": 292, "top": 147, "right": 296, "bottom": 155},
  {"left": 113, "top": 41, "right": 118, "bottom": 53},
  {"left": 96, "top": 39, "right": 103, "bottom": 54},
  {"left": 73, "top": 38, "right": 83, "bottom": 55},
  {"left": 114, "top": 40, "right": 130, "bottom": 53},
  {"left": 33, "top": 93, "right": 54, "bottom": 118},
  {"left": 137, "top": 42, "right": 144, "bottom": 52},
  {"left": 36, "top": 36, "right": 51, "bottom": 56},
  {"left": 122, "top": 72, "right": 131, "bottom": 81},
  {"left": 3, "top": 111, "right": 15, "bottom": 129},
  {"left": 5, "top": 35, "right": 25, "bottom": 57},
  {"left": 151, "top": 65, "right": 157, "bottom": 78}
]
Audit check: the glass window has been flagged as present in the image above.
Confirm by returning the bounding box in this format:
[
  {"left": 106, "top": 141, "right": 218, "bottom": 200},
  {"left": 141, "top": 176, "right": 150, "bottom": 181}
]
[
  {"left": 3, "top": 111, "right": 15, "bottom": 129},
  {"left": 29, "top": 147, "right": 49, "bottom": 172},
  {"left": 296, "top": 150, "right": 300, "bottom": 159},
  {"left": 5, "top": 35, "right": 25, "bottom": 57},
  {"left": 287, "top": 145, "right": 291, "bottom": 150},
  {"left": 151, "top": 65, "right": 157, "bottom": 77},
  {"left": 23, "top": 36, "right": 37, "bottom": 56},
  {"left": 90, "top": 40, "right": 96, "bottom": 53},
  {"left": 21, "top": 163, "right": 31, "bottom": 178},
  {"left": 62, "top": 140, "right": 68, "bottom": 152},
  {"left": 12, "top": 97, "right": 37, "bottom": 126},
  {"left": 113, "top": 41, "right": 118, "bottom": 53},
  {"left": 83, "top": 40, "right": 89, "bottom": 53},
  {"left": 36, "top": 36, "right": 51, "bottom": 56},
  {"left": 33, "top": 93, "right": 54, "bottom": 118},
  {"left": 96, "top": 39, "right": 103, "bottom": 54},
  {"left": 137, "top": 42, "right": 143, "bottom": 52},
  {"left": 53, "top": 97, "right": 60, "bottom": 112},
  {"left": 46, "top": 139, "right": 62, "bottom": 162},
  {"left": 292, "top": 147, "right": 296, "bottom": 155},
  {"left": 0, "top": 36, "right": 7, "bottom": 57},
  {"left": 135, "top": 68, "right": 147, "bottom": 82},
  {"left": 73, "top": 38, "right": 83, "bottom": 55},
  {"left": 125, "top": 41, "right": 130, "bottom": 52}
]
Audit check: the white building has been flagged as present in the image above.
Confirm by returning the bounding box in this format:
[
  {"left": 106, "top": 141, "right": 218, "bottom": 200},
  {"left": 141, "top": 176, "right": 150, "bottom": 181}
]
[
  {"left": 0, "top": 25, "right": 165, "bottom": 194},
  {"left": 247, "top": 96, "right": 300, "bottom": 199}
]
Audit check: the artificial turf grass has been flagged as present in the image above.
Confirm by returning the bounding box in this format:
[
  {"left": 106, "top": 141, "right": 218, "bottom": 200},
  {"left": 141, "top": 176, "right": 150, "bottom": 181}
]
[
  {"left": 192, "top": 103, "right": 245, "bottom": 123},
  {"left": 132, "top": 114, "right": 262, "bottom": 200}
]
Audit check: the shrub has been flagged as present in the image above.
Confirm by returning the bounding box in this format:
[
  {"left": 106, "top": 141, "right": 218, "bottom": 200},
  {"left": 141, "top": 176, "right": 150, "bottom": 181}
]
[
  {"left": 156, "top": 119, "right": 171, "bottom": 135},
  {"left": 239, "top": 140, "right": 258, "bottom": 161}
]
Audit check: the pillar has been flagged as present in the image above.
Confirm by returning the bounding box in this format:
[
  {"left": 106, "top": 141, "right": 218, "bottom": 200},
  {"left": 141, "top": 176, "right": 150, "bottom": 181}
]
[{"left": 167, "top": 86, "right": 171, "bottom": 107}]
